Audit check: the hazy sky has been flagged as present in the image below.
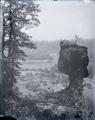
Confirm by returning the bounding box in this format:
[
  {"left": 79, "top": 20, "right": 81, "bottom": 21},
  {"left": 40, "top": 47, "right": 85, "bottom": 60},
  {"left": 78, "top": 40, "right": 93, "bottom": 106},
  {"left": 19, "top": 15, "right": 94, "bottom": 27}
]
[{"left": 23, "top": 1, "right": 95, "bottom": 41}]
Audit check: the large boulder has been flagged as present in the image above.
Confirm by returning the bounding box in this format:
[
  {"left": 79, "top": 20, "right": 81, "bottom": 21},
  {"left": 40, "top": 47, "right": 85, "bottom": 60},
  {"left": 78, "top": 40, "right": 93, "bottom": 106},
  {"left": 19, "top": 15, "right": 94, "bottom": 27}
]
[{"left": 58, "top": 40, "right": 89, "bottom": 77}]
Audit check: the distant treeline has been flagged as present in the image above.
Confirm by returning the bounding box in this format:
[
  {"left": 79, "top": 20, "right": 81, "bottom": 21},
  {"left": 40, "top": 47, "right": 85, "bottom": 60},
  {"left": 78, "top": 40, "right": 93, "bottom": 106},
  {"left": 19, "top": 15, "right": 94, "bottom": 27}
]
[{"left": 24, "top": 38, "right": 94, "bottom": 62}]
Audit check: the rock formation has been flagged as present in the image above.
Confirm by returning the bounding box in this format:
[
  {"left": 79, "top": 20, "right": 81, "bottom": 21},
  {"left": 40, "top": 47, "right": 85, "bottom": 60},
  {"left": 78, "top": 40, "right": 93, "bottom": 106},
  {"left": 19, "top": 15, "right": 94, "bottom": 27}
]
[
  {"left": 58, "top": 40, "right": 89, "bottom": 89},
  {"left": 57, "top": 40, "right": 89, "bottom": 107}
]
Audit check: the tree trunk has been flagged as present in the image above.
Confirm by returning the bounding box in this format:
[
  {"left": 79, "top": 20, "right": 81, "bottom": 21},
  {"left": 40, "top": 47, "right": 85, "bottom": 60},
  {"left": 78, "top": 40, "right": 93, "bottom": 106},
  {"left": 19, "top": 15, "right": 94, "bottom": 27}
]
[{"left": 0, "top": 0, "right": 5, "bottom": 115}]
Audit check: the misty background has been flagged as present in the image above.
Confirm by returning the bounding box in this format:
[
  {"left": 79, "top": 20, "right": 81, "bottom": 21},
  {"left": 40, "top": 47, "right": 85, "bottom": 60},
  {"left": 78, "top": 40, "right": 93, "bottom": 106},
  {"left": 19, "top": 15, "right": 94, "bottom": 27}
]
[{"left": 21, "top": 1, "right": 95, "bottom": 73}]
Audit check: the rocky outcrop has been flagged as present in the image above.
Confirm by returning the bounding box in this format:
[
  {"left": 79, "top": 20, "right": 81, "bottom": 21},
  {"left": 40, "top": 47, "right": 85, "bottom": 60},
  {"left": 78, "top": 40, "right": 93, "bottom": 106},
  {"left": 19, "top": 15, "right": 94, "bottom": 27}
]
[
  {"left": 58, "top": 40, "right": 89, "bottom": 89},
  {"left": 58, "top": 40, "right": 89, "bottom": 76},
  {"left": 56, "top": 40, "right": 89, "bottom": 108}
]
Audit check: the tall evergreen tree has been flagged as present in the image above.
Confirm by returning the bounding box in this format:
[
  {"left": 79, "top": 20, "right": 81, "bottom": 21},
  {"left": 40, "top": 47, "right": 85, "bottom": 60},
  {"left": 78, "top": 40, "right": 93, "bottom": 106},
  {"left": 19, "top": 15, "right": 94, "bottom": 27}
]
[{"left": 2, "top": 0, "right": 40, "bottom": 97}]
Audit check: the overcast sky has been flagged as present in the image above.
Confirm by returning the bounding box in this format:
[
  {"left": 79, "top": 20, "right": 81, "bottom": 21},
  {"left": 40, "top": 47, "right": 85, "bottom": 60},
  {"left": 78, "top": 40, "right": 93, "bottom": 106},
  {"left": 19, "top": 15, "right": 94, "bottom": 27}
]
[{"left": 23, "top": 1, "right": 95, "bottom": 41}]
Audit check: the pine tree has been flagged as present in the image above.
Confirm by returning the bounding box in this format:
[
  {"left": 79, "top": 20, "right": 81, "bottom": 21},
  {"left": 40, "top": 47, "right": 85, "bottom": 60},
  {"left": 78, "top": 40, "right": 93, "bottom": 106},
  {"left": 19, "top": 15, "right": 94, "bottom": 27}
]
[{"left": 2, "top": 0, "right": 40, "bottom": 97}]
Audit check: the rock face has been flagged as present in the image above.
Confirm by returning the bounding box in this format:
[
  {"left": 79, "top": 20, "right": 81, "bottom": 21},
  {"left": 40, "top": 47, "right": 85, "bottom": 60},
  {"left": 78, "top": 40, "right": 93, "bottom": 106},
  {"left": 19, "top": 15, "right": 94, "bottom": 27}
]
[
  {"left": 58, "top": 40, "right": 89, "bottom": 77},
  {"left": 58, "top": 40, "right": 89, "bottom": 89}
]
